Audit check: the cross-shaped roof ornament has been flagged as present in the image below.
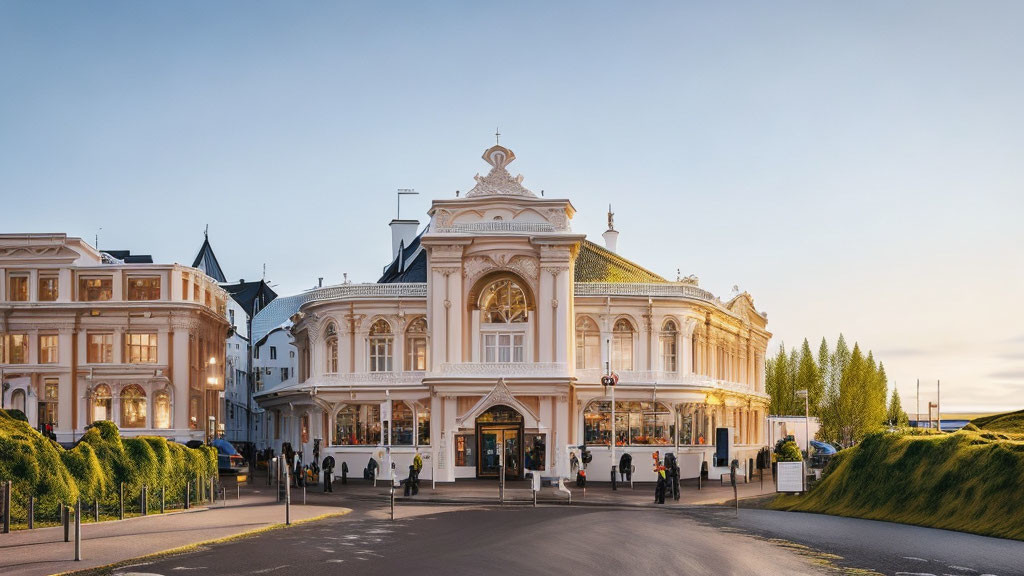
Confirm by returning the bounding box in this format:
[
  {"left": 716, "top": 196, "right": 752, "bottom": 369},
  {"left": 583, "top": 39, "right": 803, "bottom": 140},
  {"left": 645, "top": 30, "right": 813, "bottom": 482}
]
[{"left": 495, "top": 127, "right": 501, "bottom": 145}]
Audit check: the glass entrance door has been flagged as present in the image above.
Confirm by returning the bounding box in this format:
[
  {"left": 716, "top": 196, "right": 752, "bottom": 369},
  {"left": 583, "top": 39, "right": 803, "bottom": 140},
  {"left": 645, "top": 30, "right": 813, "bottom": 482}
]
[{"left": 477, "top": 426, "right": 521, "bottom": 479}]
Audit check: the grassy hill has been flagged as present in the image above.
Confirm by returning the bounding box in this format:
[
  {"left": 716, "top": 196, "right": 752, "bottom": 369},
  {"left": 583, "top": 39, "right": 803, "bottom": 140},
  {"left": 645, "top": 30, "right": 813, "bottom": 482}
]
[
  {"left": 770, "top": 427, "right": 1024, "bottom": 541},
  {"left": 970, "top": 409, "right": 1024, "bottom": 435}
]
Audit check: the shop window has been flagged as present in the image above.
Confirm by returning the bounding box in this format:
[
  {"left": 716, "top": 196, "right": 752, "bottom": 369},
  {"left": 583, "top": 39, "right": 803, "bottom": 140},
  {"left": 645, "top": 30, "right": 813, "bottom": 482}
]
[
  {"left": 154, "top": 390, "right": 171, "bottom": 429},
  {"left": 525, "top": 434, "right": 546, "bottom": 471},
  {"left": 454, "top": 434, "right": 475, "bottom": 467},
  {"left": 121, "top": 384, "right": 147, "bottom": 428},
  {"left": 391, "top": 402, "right": 414, "bottom": 445},
  {"left": 417, "top": 405, "right": 430, "bottom": 446},
  {"left": 583, "top": 400, "right": 673, "bottom": 446},
  {"left": 92, "top": 384, "right": 112, "bottom": 422},
  {"left": 333, "top": 404, "right": 381, "bottom": 445}
]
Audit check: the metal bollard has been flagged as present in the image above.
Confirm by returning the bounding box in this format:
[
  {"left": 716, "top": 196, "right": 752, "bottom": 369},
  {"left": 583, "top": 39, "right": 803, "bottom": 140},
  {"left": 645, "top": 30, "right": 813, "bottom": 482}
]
[
  {"left": 140, "top": 486, "right": 147, "bottom": 516},
  {"left": 93, "top": 499, "right": 99, "bottom": 523},
  {"left": 236, "top": 484, "right": 240, "bottom": 501},
  {"left": 302, "top": 484, "right": 306, "bottom": 506},
  {"left": 28, "top": 493, "right": 34, "bottom": 529},
  {"left": 210, "top": 478, "right": 215, "bottom": 506},
  {"left": 284, "top": 466, "right": 291, "bottom": 526},
  {"left": 118, "top": 483, "right": 124, "bottom": 520},
  {"left": 74, "top": 499, "right": 81, "bottom": 561},
  {"left": 63, "top": 505, "right": 70, "bottom": 542},
  {"left": 2, "top": 480, "right": 10, "bottom": 534},
  {"left": 390, "top": 483, "right": 395, "bottom": 521}
]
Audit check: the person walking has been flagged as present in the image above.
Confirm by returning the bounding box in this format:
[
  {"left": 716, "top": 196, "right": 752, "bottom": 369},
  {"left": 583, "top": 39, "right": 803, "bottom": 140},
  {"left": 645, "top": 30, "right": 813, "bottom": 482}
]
[
  {"left": 322, "top": 454, "right": 336, "bottom": 493},
  {"left": 652, "top": 451, "right": 666, "bottom": 504}
]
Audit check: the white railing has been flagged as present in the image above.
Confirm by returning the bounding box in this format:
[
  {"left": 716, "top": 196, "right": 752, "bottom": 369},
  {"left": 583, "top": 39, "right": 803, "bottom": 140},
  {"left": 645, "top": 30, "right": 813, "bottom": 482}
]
[
  {"left": 574, "top": 282, "right": 717, "bottom": 301},
  {"left": 315, "top": 371, "right": 427, "bottom": 386},
  {"left": 302, "top": 282, "right": 427, "bottom": 305},
  {"left": 436, "top": 362, "right": 568, "bottom": 377},
  {"left": 574, "top": 368, "right": 766, "bottom": 397},
  {"left": 432, "top": 221, "right": 568, "bottom": 234}
]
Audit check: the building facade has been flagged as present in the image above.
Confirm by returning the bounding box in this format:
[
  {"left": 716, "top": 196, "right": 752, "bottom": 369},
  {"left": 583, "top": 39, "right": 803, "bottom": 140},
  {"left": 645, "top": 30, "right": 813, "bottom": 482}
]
[
  {"left": 256, "top": 144, "right": 771, "bottom": 482},
  {"left": 0, "top": 233, "right": 229, "bottom": 443}
]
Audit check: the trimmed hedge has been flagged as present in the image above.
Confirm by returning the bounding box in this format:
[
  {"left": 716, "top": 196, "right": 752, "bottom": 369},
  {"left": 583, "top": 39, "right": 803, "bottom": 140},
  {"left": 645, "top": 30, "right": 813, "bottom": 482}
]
[{"left": 0, "top": 410, "right": 216, "bottom": 523}]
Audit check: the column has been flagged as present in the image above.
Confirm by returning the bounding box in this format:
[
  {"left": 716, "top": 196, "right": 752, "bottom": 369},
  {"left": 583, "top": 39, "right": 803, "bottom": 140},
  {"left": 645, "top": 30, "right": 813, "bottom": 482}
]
[{"left": 172, "top": 330, "right": 190, "bottom": 430}]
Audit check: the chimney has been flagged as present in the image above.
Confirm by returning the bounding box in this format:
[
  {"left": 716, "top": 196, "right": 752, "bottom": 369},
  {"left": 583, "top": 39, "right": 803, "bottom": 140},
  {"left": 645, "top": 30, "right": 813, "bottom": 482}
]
[
  {"left": 389, "top": 219, "right": 420, "bottom": 259},
  {"left": 318, "top": 277, "right": 323, "bottom": 288},
  {"left": 602, "top": 204, "right": 619, "bottom": 253}
]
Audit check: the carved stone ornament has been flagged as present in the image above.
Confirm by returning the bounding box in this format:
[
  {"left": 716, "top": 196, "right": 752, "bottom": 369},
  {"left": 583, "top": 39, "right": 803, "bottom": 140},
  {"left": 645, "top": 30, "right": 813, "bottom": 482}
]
[
  {"left": 435, "top": 209, "right": 453, "bottom": 228},
  {"left": 456, "top": 377, "right": 540, "bottom": 427},
  {"left": 461, "top": 254, "right": 539, "bottom": 283},
  {"left": 465, "top": 145, "right": 536, "bottom": 198}
]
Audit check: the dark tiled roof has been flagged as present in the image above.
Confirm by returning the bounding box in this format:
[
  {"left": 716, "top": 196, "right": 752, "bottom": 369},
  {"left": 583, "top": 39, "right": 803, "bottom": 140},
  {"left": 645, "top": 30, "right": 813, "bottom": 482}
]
[
  {"left": 102, "top": 250, "right": 154, "bottom": 264},
  {"left": 191, "top": 237, "right": 226, "bottom": 282},
  {"left": 574, "top": 240, "right": 667, "bottom": 283},
  {"left": 378, "top": 226, "right": 427, "bottom": 283},
  {"left": 222, "top": 280, "right": 278, "bottom": 317}
]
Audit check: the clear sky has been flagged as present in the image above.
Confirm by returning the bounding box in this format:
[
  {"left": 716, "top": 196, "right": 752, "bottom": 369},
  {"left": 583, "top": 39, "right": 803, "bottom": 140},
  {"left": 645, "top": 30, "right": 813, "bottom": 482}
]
[{"left": 2, "top": 1, "right": 1022, "bottom": 413}]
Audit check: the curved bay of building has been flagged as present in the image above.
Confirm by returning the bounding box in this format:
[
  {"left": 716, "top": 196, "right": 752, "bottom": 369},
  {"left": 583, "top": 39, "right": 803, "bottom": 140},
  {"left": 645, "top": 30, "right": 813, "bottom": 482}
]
[{"left": 254, "top": 144, "right": 772, "bottom": 483}]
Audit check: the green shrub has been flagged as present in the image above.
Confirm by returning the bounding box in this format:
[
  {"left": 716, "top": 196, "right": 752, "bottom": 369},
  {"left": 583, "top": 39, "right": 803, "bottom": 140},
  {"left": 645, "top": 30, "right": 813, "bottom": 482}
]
[
  {"left": 3, "top": 409, "right": 28, "bottom": 422},
  {"left": 776, "top": 440, "right": 803, "bottom": 462},
  {"left": 0, "top": 411, "right": 217, "bottom": 522}
]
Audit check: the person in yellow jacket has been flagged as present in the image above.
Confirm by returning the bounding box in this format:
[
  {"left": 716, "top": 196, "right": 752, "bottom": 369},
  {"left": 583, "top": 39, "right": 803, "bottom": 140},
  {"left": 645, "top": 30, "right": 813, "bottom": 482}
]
[
  {"left": 413, "top": 450, "right": 423, "bottom": 474},
  {"left": 652, "top": 451, "right": 667, "bottom": 504}
]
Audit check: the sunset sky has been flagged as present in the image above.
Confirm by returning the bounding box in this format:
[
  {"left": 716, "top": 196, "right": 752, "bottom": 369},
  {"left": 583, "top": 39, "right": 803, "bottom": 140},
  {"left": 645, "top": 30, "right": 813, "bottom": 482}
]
[{"left": 2, "top": 1, "right": 1022, "bottom": 412}]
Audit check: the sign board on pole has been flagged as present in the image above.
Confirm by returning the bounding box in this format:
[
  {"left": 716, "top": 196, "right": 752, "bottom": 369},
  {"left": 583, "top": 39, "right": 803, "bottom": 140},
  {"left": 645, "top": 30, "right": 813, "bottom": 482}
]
[{"left": 776, "top": 461, "right": 804, "bottom": 493}]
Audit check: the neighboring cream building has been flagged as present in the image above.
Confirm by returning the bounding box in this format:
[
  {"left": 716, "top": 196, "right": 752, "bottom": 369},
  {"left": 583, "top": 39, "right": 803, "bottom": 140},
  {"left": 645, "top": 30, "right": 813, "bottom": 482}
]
[
  {"left": 0, "top": 233, "right": 229, "bottom": 443},
  {"left": 255, "top": 144, "right": 772, "bottom": 482}
]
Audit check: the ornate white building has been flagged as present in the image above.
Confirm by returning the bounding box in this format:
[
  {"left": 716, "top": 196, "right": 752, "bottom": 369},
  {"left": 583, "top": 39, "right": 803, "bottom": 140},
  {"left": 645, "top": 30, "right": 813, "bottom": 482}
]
[
  {"left": 0, "top": 234, "right": 229, "bottom": 443},
  {"left": 255, "top": 144, "right": 771, "bottom": 482}
]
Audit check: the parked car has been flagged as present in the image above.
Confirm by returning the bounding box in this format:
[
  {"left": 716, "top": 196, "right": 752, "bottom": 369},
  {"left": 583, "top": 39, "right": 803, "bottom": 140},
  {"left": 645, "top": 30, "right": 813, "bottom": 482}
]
[
  {"left": 211, "top": 438, "right": 247, "bottom": 475},
  {"left": 809, "top": 440, "right": 837, "bottom": 469}
]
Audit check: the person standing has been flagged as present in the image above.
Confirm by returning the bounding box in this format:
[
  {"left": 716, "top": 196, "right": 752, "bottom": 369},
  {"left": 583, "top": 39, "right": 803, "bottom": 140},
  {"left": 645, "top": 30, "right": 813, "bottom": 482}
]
[
  {"left": 322, "top": 454, "right": 336, "bottom": 493},
  {"left": 652, "top": 451, "right": 666, "bottom": 504}
]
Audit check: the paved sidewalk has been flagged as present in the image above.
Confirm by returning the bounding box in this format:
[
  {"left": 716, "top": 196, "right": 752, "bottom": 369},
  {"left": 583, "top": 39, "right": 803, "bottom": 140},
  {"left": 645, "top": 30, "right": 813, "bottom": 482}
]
[
  {"left": 0, "top": 488, "right": 348, "bottom": 576},
  {"left": 297, "top": 472, "right": 778, "bottom": 508}
]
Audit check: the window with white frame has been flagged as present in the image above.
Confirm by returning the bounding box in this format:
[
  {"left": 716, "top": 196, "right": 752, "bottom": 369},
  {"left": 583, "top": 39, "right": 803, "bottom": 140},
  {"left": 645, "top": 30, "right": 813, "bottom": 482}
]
[
  {"left": 611, "top": 318, "right": 634, "bottom": 371},
  {"left": 369, "top": 319, "right": 393, "bottom": 372},
  {"left": 325, "top": 323, "right": 338, "bottom": 373},
  {"left": 660, "top": 319, "right": 678, "bottom": 372},
  {"left": 575, "top": 316, "right": 601, "bottom": 369},
  {"left": 405, "top": 317, "right": 428, "bottom": 371},
  {"left": 479, "top": 278, "right": 529, "bottom": 363}
]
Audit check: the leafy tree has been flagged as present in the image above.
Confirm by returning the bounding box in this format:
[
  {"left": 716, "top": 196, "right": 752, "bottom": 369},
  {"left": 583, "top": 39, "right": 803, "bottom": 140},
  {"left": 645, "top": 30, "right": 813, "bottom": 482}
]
[
  {"left": 795, "top": 338, "right": 822, "bottom": 416},
  {"left": 887, "top": 386, "right": 909, "bottom": 426}
]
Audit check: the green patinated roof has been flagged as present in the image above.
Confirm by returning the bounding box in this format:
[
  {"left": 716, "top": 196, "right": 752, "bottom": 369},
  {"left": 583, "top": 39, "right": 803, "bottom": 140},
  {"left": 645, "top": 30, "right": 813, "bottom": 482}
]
[{"left": 574, "top": 240, "right": 668, "bottom": 283}]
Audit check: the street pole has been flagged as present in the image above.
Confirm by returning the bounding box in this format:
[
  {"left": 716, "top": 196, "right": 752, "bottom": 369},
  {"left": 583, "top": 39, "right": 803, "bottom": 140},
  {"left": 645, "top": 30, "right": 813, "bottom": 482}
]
[
  {"left": 74, "top": 499, "right": 81, "bottom": 561},
  {"left": 937, "top": 380, "right": 941, "bottom": 432},
  {"left": 284, "top": 463, "right": 291, "bottom": 526},
  {"left": 916, "top": 379, "right": 920, "bottom": 428}
]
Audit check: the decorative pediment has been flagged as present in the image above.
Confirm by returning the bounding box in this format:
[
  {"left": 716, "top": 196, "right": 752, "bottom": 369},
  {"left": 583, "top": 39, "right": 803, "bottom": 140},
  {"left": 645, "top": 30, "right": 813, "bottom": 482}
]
[
  {"left": 466, "top": 145, "right": 536, "bottom": 198},
  {"left": 462, "top": 254, "right": 539, "bottom": 284},
  {"left": 726, "top": 292, "right": 767, "bottom": 325},
  {"left": 456, "top": 378, "right": 540, "bottom": 428}
]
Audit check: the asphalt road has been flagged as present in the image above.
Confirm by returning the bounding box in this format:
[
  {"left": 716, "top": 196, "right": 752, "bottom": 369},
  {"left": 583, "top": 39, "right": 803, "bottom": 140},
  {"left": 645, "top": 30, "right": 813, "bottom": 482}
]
[{"left": 104, "top": 503, "right": 1024, "bottom": 576}]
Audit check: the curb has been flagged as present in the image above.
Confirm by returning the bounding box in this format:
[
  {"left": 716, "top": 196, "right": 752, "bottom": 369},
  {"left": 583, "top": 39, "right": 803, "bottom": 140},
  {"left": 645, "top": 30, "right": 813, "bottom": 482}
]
[{"left": 52, "top": 509, "right": 352, "bottom": 576}]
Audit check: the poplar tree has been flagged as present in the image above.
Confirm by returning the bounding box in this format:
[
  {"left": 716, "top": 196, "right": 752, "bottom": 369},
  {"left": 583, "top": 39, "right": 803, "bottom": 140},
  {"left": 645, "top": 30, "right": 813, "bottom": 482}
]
[
  {"left": 886, "top": 386, "right": 909, "bottom": 426},
  {"left": 795, "top": 338, "right": 821, "bottom": 415}
]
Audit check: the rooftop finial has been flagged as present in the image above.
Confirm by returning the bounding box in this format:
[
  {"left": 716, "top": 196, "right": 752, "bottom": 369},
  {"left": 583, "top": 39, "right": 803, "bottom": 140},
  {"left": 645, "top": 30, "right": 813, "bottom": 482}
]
[
  {"left": 204, "top": 224, "right": 209, "bottom": 239},
  {"left": 495, "top": 126, "right": 501, "bottom": 145},
  {"left": 607, "top": 205, "right": 615, "bottom": 231}
]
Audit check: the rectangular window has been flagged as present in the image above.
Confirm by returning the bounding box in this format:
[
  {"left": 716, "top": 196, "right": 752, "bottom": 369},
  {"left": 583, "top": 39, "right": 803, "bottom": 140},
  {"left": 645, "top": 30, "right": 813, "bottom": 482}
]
[
  {"left": 39, "top": 276, "right": 59, "bottom": 301},
  {"left": 39, "top": 334, "right": 59, "bottom": 363},
  {"left": 270, "top": 346, "right": 277, "bottom": 360},
  {"left": 229, "top": 309, "right": 235, "bottom": 327},
  {"left": 280, "top": 367, "right": 288, "bottom": 381},
  {"left": 406, "top": 337, "right": 427, "bottom": 370},
  {"left": 0, "top": 334, "right": 29, "bottom": 363},
  {"left": 181, "top": 274, "right": 190, "bottom": 300},
  {"left": 483, "top": 332, "right": 524, "bottom": 363},
  {"left": 87, "top": 333, "right": 113, "bottom": 363},
  {"left": 127, "top": 277, "right": 161, "bottom": 300},
  {"left": 454, "top": 434, "right": 475, "bottom": 467},
  {"left": 661, "top": 336, "right": 677, "bottom": 372},
  {"left": 7, "top": 275, "right": 29, "bottom": 301},
  {"left": 78, "top": 277, "right": 113, "bottom": 301},
  {"left": 125, "top": 333, "right": 158, "bottom": 363},
  {"left": 39, "top": 378, "right": 59, "bottom": 427}
]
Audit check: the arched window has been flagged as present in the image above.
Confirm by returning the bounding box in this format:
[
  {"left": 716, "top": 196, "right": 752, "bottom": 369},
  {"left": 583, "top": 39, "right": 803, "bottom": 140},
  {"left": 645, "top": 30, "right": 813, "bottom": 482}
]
[
  {"left": 369, "top": 319, "right": 393, "bottom": 372},
  {"left": 120, "top": 384, "right": 147, "bottom": 429},
  {"left": 405, "top": 317, "right": 428, "bottom": 371},
  {"left": 92, "top": 384, "right": 112, "bottom": 422},
  {"left": 479, "top": 278, "right": 528, "bottom": 363},
  {"left": 583, "top": 401, "right": 673, "bottom": 446},
  {"left": 660, "top": 319, "right": 678, "bottom": 372},
  {"left": 611, "top": 319, "right": 634, "bottom": 371},
  {"left": 334, "top": 404, "right": 381, "bottom": 445},
  {"left": 10, "top": 388, "right": 26, "bottom": 413},
  {"left": 391, "top": 402, "right": 414, "bottom": 445},
  {"left": 325, "top": 324, "right": 338, "bottom": 374},
  {"left": 480, "top": 279, "right": 528, "bottom": 323},
  {"left": 154, "top": 389, "right": 171, "bottom": 429},
  {"left": 575, "top": 316, "right": 600, "bottom": 370}
]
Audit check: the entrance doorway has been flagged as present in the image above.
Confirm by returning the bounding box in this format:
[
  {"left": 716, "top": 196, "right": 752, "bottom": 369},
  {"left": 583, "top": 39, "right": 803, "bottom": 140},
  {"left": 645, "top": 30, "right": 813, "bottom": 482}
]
[{"left": 475, "top": 405, "right": 523, "bottom": 479}]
